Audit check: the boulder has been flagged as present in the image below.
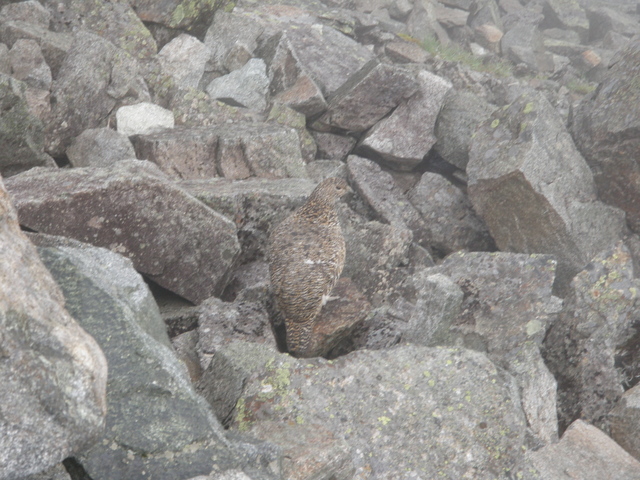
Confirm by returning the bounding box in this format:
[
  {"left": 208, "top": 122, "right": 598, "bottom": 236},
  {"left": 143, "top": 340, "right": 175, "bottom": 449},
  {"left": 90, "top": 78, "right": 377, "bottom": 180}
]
[
  {"left": 44, "top": 31, "right": 149, "bottom": 156},
  {"left": 206, "top": 58, "right": 270, "bottom": 112},
  {"left": 157, "top": 34, "right": 208, "bottom": 89},
  {"left": 0, "top": 1, "right": 51, "bottom": 27},
  {"left": 126, "top": 0, "right": 222, "bottom": 34},
  {"left": 5, "top": 160, "right": 240, "bottom": 304},
  {"left": 543, "top": 242, "right": 640, "bottom": 433},
  {"left": 116, "top": 102, "right": 174, "bottom": 137},
  {"left": 0, "top": 183, "right": 107, "bottom": 480},
  {"left": 358, "top": 69, "right": 451, "bottom": 170},
  {"left": 66, "top": 127, "right": 136, "bottom": 168},
  {"left": 312, "top": 132, "right": 356, "bottom": 161},
  {"left": 467, "top": 88, "right": 626, "bottom": 291},
  {"left": 8, "top": 38, "right": 51, "bottom": 90},
  {"left": 542, "top": 0, "right": 589, "bottom": 41},
  {"left": 266, "top": 103, "right": 317, "bottom": 163},
  {"left": 571, "top": 39, "right": 640, "bottom": 233}
]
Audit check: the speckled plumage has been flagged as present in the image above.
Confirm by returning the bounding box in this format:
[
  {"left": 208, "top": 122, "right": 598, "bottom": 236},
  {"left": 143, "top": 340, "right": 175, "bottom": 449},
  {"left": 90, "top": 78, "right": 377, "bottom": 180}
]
[{"left": 268, "top": 177, "right": 349, "bottom": 357}]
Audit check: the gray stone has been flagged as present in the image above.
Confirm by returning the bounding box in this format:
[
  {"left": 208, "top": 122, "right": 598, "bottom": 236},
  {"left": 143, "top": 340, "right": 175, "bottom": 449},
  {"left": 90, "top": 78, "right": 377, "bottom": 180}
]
[
  {"left": 221, "top": 341, "right": 530, "bottom": 479},
  {"left": 5, "top": 160, "right": 240, "bottom": 304},
  {"left": 18, "top": 463, "right": 71, "bottom": 480},
  {"left": 407, "top": 172, "right": 494, "bottom": 254},
  {"left": 467, "top": 0, "right": 503, "bottom": 31},
  {"left": 116, "top": 102, "right": 174, "bottom": 137},
  {"left": 432, "top": 2, "right": 469, "bottom": 27},
  {"left": 434, "top": 89, "right": 496, "bottom": 170},
  {"left": 305, "top": 159, "right": 347, "bottom": 183},
  {"left": 266, "top": 103, "right": 317, "bottom": 163},
  {"left": 543, "top": 242, "right": 640, "bottom": 433},
  {"left": 571, "top": 39, "right": 640, "bottom": 233},
  {"left": 44, "top": 31, "right": 149, "bottom": 156},
  {"left": 0, "top": 0, "right": 51, "bottom": 27},
  {"left": 0, "top": 21, "right": 72, "bottom": 78},
  {"left": 8, "top": 38, "right": 51, "bottom": 90},
  {"left": 0, "top": 74, "right": 56, "bottom": 177},
  {"left": 126, "top": 0, "right": 218, "bottom": 33},
  {"left": 206, "top": 59, "right": 270, "bottom": 112},
  {"left": 542, "top": 0, "right": 589, "bottom": 41},
  {"left": 0, "top": 43, "right": 8, "bottom": 74},
  {"left": 158, "top": 34, "right": 208, "bottom": 90},
  {"left": 67, "top": 128, "right": 136, "bottom": 168},
  {"left": 312, "top": 132, "right": 356, "bottom": 161},
  {"left": 0, "top": 184, "right": 107, "bottom": 480},
  {"left": 31, "top": 235, "right": 244, "bottom": 480},
  {"left": 467, "top": 88, "right": 626, "bottom": 291},
  {"left": 611, "top": 383, "right": 640, "bottom": 461},
  {"left": 358, "top": 69, "right": 451, "bottom": 170},
  {"left": 528, "top": 420, "right": 640, "bottom": 480},
  {"left": 587, "top": 6, "right": 640, "bottom": 40},
  {"left": 313, "top": 61, "right": 419, "bottom": 133},
  {"left": 501, "top": 23, "right": 548, "bottom": 71},
  {"left": 384, "top": 40, "right": 430, "bottom": 64},
  {"left": 203, "top": 10, "right": 264, "bottom": 74}
]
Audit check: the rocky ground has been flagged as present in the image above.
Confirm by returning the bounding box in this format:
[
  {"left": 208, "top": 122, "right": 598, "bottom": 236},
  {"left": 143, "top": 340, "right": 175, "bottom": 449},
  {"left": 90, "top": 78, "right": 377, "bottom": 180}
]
[{"left": 2, "top": 0, "right": 640, "bottom": 479}]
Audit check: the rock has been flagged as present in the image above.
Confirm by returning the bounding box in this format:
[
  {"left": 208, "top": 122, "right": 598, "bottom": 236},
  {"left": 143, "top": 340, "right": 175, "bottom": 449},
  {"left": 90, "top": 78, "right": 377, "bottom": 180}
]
[
  {"left": 66, "top": 127, "right": 136, "bottom": 168},
  {"left": 407, "top": 172, "right": 494, "bottom": 254},
  {"left": 127, "top": 0, "right": 220, "bottom": 35},
  {"left": 0, "top": 0, "right": 51, "bottom": 27},
  {"left": 157, "top": 34, "right": 208, "bottom": 89},
  {"left": 0, "top": 21, "right": 72, "bottom": 78},
  {"left": 8, "top": 38, "right": 51, "bottom": 90},
  {"left": 384, "top": 40, "right": 430, "bottom": 64},
  {"left": 474, "top": 23, "right": 503, "bottom": 53},
  {"left": 5, "top": 160, "right": 240, "bottom": 304},
  {"left": 266, "top": 103, "right": 317, "bottom": 163},
  {"left": 313, "top": 61, "right": 419, "bottom": 133},
  {"left": 30, "top": 234, "right": 248, "bottom": 480},
  {"left": 220, "top": 342, "right": 530, "bottom": 479},
  {"left": 203, "top": 10, "right": 263, "bottom": 74},
  {"left": 181, "top": 177, "right": 315, "bottom": 262},
  {"left": 19, "top": 463, "right": 71, "bottom": 480},
  {"left": 586, "top": 6, "right": 640, "bottom": 41},
  {"left": 44, "top": 31, "right": 149, "bottom": 156},
  {"left": 434, "top": 89, "right": 496, "bottom": 170},
  {"left": 501, "top": 23, "right": 549, "bottom": 71},
  {"left": 0, "top": 43, "right": 8, "bottom": 74},
  {"left": 468, "top": 0, "right": 503, "bottom": 31},
  {"left": 0, "top": 74, "right": 56, "bottom": 177},
  {"left": 206, "top": 59, "right": 270, "bottom": 112},
  {"left": 543, "top": 242, "right": 640, "bottom": 433},
  {"left": 116, "top": 102, "right": 174, "bottom": 137},
  {"left": 611, "top": 383, "right": 640, "bottom": 461},
  {"left": 467, "top": 88, "right": 626, "bottom": 291},
  {"left": 358, "top": 69, "right": 451, "bottom": 170},
  {"left": 432, "top": 2, "right": 469, "bottom": 27},
  {"left": 312, "top": 132, "right": 356, "bottom": 161},
  {"left": 542, "top": 0, "right": 589, "bottom": 41},
  {"left": 171, "top": 329, "right": 202, "bottom": 383},
  {"left": 571, "top": 39, "right": 640, "bottom": 233},
  {"left": 306, "top": 159, "right": 346, "bottom": 183},
  {"left": 0, "top": 183, "right": 107, "bottom": 480},
  {"left": 527, "top": 420, "right": 640, "bottom": 480},
  {"left": 171, "top": 88, "right": 265, "bottom": 128},
  {"left": 131, "top": 126, "right": 219, "bottom": 180}
]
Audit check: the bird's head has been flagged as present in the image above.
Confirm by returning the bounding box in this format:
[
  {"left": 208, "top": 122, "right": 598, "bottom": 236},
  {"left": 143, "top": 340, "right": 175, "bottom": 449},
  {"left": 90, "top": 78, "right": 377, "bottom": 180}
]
[{"left": 309, "top": 177, "right": 351, "bottom": 204}]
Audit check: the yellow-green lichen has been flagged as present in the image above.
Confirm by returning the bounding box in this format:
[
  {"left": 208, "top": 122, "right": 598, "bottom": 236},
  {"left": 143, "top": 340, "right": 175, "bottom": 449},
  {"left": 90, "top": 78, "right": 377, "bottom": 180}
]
[
  {"left": 491, "top": 119, "right": 500, "bottom": 128},
  {"left": 234, "top": 397, "right": 251, "bottom": 432},
  {"left": 378, "top": 416, "right": 391, "bottom": 425},
  {"left": 523, "top": 102, "right": 535, "bottom": 114}
]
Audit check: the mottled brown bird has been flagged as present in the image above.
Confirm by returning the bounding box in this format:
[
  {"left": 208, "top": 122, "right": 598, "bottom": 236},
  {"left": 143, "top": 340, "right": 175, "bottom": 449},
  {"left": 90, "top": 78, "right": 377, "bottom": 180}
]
[{"left": 268, "top": 177, "right": 350, "bottom": 357}]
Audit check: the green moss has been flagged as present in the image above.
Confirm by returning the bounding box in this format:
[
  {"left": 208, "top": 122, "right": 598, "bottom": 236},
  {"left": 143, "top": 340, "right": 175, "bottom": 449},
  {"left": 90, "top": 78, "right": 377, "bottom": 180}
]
[
  {"left": 566, "top": 79, "right": 596, "bottom": 95},
  {"left": 234, "top": 397, "right": 250, "bottom": 432},
  {"left": 170, "top": 0, "right": 218, "bottom": 28},
  {"left": 420, "top": 37, "right": 513, "bottom": 77},
  {"left": 523, "top": 102, "right": 534, "bottom": 114}
]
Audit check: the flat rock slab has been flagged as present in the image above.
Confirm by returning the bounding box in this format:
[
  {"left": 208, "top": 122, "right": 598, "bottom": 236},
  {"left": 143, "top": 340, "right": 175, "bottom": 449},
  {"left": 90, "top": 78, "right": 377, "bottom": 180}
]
[
  {"left": 116, "top": 102, "right": 175, "bottom": 137},
  {"left": 221, "top": 342, "right": 529, "bottom": 479},
  {"left": 206, "top": 58, "right": 269, "bottom": 112},
  {"left": 32, "top": 235, "right": 241, "bottom": 480},
  {"left": 358, "top": 69, "right": 451, "bottom": 170},
  {"left": 467, "top": 88, "right": 626, "bottom": 291},
  {"left": 0, "top": 183, "right": 107, "bottom": 480},
  {"left": 66, "top": 127, "right": 136, "bottom": 168},
  {"left": 5, "top": 160, "right": 240, "bottom": 304},
  {"left": 314, "top": 61, "right": 419, "bottom": 133},
  {"left": 528, "top": 420, "right": 640, "bottom": 480}
]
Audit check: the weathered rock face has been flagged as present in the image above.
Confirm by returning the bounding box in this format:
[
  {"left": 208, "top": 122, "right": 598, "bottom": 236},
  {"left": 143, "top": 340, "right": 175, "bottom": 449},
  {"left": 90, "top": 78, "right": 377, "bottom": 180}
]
[
  {"left": 66, "top": 127, "right": 136, "bottom": 168},
  {"left": 468, "top": 88, "right": 626, "bottom": 291},
  {"left": 0, "top": 73, "right": 55, "bottom": 177},
  {"left": 206, "top": 58, "right": 270, "bottom": 112},
  {"left": 0, "top": 182, "right": 107, "bottom": 480},
  {"left": 30, "top": 234, "right": 249, "bottom": 480},
  {"left": 5, "top": 160, "right": 240, "bottom": 304},
  {"left": 44, "top": 31, "right": 149, "bottom": 157},
  {"left": 610, "top": 383, "right": 640, "bottom": 462},
  {"left": 543, "top": 242, "right": 640, "bottom": 433},
  {"left": 158, "top": 34, "right": 208, "bottom": 90},
  {"left": 571, "top": 39, "right": 640, "bottom": 233},
  {"left": 217, "top": 342, "right": 530, "bottom": 480}
]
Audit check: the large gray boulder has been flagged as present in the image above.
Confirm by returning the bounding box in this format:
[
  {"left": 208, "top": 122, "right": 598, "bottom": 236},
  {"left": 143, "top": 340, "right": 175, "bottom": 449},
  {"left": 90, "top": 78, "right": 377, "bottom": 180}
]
[
  {"left": 5, "top": 160, "right": 240, "bottom": 304},
  {"left": 0, "top": 183, "right": 107, "bottom": 480},
  {"left": 571, "top": 39, "right": 640, "bottom": 233},
  {"left": 30, "top": 234, "right": 253, "bottom": 480},
  {"left": 66, "top": 127, "right": 136, "bottom": 168},
  {"left": 44, "top": 31, "right": 149, "bottom": 156},
  {"left": 468, "top": 88, "right": 626, "bottom": 291}
]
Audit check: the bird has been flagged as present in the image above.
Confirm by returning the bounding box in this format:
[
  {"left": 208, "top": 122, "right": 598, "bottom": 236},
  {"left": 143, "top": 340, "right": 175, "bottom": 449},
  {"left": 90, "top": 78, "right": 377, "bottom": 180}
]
[{"left": 267, "top": 177, "right": 350, "bottom": 357}]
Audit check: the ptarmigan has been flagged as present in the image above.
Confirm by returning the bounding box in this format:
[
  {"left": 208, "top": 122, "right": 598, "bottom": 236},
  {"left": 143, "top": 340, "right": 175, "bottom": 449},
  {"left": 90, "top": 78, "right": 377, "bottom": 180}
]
[{"left": 268, "top": 177, "right": 350, "bottom": 357}]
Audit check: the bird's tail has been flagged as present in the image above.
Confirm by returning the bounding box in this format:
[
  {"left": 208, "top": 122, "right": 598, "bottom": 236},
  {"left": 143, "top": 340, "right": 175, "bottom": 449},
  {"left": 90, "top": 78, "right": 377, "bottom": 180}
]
[{"left": 286, "top": 320, "right": 315, "bottom": 358}]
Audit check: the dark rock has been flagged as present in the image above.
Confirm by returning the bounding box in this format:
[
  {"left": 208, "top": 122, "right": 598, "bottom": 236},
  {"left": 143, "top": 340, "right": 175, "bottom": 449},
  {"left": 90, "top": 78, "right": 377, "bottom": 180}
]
[
  {"left": 44, "top": 31, "right": 149, "bottom": 157},
  {"left": 468, "top": 88, "right": 626, "bottom": 291},
  {"left": 527, "top": 420, "right": 640, "bottom": 479},
  {"left": 571, "top": 38, "right": 640, "bottom": 233},
  {"left": 610, "top": 383, "right": 640, "bottom": 461},
  {"left": 313, "top": 61, "right": 419, "bottom": 133},
  {"left": 407, "top": 172, "right": 494, "bottom": 254},
  {"left": 5, "top": 160, "right": 240, "bottom": 304},
  {"left": 434, "top": 89, "right": 496, "bottom": 170},
  {"left": 0, "top": 189, "right": 107, "bottom": 480},
  {"left": 67, "top": 127, "right": 136, "bottom": 168},
  {"left": 0, "top": 74, "right": 56, "bottom": 177},
  {"left": 543, "top": 242, "right": 640, "bottom": 433},
  {"left": 358, "top": 69, "right": 451, "bottom": 170},
  {"left": 31, "top": 235, "right": 246, "bottom": 480}
]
